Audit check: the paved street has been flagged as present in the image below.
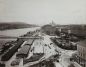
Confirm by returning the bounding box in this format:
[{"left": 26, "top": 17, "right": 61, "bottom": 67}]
[{"left": 42, "top": 34, "right": 76, "bottom": 67}]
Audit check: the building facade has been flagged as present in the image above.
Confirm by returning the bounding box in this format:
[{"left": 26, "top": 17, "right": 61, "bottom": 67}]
[{"left": 75, "top": 40, "right": 86, "bottom": 67}]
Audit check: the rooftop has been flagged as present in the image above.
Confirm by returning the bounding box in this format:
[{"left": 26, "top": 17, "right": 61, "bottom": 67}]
[
  {"left": 17, "top": 45, "right": 30, "bottom": 55},
  {"left": 77, "top": 40, "right": 86, "bottom": 47}
]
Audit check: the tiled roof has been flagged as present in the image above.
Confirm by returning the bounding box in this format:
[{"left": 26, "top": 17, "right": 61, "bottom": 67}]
[{"left": 17, "top": 45, "right": 30, "bottom": 55}]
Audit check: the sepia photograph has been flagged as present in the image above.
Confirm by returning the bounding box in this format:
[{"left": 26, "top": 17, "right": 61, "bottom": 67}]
[{"left": 0, "top": 0, "right": 86, "bottom": 67}]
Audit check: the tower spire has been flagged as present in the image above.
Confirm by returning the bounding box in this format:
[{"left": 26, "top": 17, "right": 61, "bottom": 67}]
[{"left": 51, "top": 20, "right": 56, "bottom": 26}]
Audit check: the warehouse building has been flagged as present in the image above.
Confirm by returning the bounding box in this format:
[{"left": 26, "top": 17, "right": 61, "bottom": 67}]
[
  {"left": 73, "top": 40, "right": 86, "bottom": 67},
  {"left": 1, "top": 40, "right": 24, "bottom": 61},
  {"left": 25, "top": 39, "right": 34, "bottom": 46},
  {"left": 16, "top": 45, "right": 31, "bottom": 58}
]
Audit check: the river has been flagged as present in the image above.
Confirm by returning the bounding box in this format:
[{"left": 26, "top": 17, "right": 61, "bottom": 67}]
[
  {"left": 0, "top": 27, "right": 40, "bottom": 42},
  {"left": 0, "top": 27, "right": 40, "bottom": 37}
]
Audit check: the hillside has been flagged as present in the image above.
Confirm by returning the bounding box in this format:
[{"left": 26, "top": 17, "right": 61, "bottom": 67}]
[{"left": 0, "top": 22, "right": 38, "bottom": 30}]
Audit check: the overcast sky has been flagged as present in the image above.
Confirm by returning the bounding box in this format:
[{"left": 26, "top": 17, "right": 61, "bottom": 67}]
[{"left": 0, "top": 0, "right": 86, "bottom": 25}]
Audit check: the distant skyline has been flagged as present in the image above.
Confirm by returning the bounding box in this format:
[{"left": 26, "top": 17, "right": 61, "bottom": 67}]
[{"left": 0, "top": 0, "right": 86, "bottom": 25}]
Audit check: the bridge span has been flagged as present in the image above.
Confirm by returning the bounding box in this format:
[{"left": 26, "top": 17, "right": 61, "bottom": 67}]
[{"left": 0, "top": 36, "right": 44, "bottom": 39}]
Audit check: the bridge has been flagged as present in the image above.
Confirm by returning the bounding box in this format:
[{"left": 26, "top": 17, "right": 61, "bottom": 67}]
[
  {"left": 0, "top": 36, "right": 44, "bottom": 39},
  {"left": 18, "top": 36, "right": 43, "bottom": 39}
]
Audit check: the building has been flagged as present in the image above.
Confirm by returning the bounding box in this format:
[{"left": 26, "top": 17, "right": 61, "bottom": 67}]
[
  {"left": 1, "top": 40, "right": 24, "bottom": 61},
  {"left": 16, "top": 45, "right": 30, "bottom": 58},
  {"left": 60, "top": 25, "right": 86, "bottom": 39},
  {"left": 74, "top": 40, "right": 86, "bottom": 67},
  {"left": 25, "top": 39, "right": 34, "bottom": 46},
  {"left": 33, "top": 40, "right": 44, "bottom": 54}
]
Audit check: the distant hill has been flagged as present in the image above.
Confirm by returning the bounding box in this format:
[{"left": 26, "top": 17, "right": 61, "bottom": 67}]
[{"left": 0, "top": 22, "right": 38, "bottom": 30}]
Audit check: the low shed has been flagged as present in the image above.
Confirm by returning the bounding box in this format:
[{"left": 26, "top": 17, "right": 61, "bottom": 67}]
[{"left": 16, "top": 45, "right": 30, "bottom": 58}]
